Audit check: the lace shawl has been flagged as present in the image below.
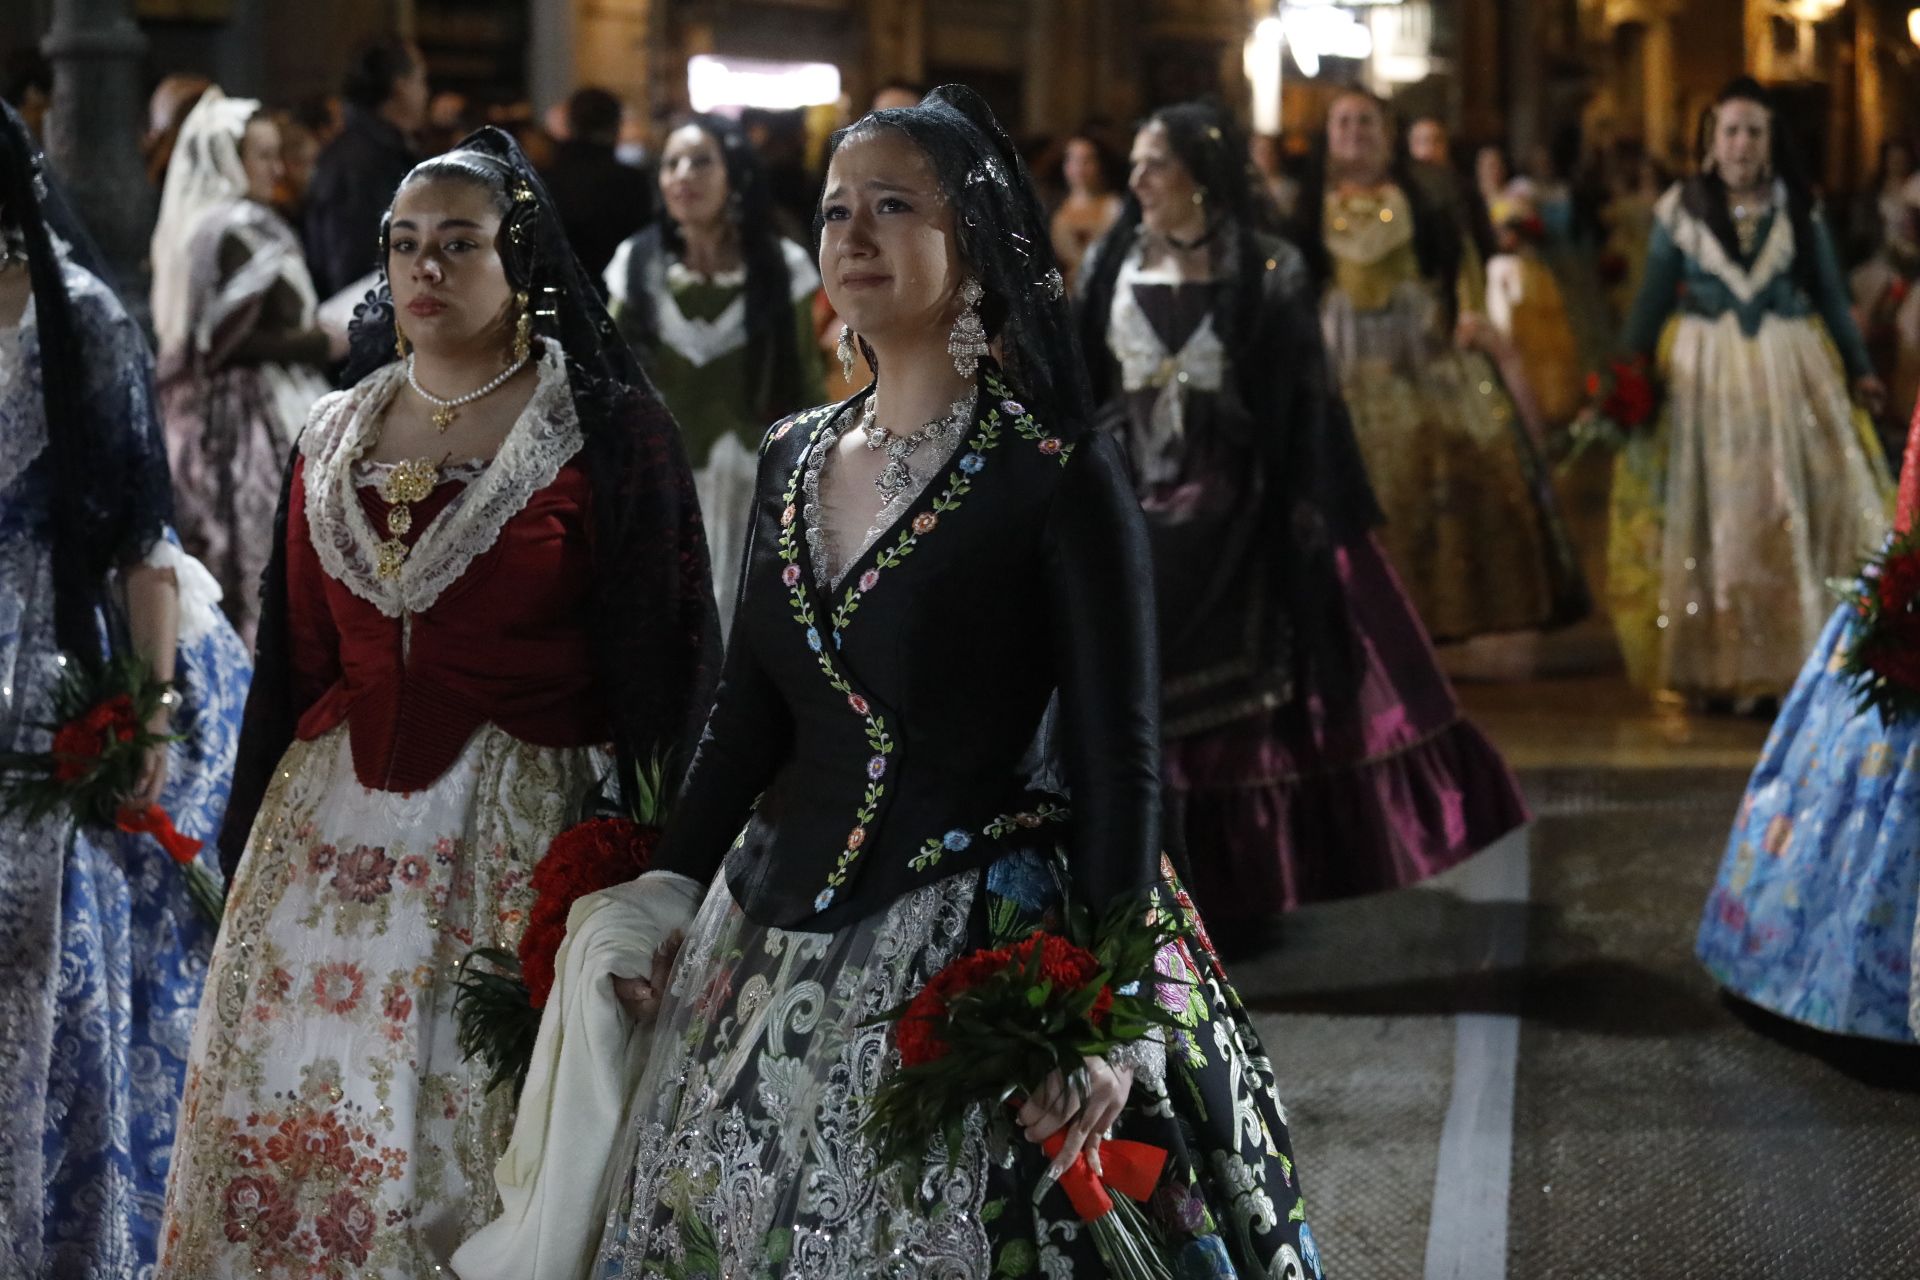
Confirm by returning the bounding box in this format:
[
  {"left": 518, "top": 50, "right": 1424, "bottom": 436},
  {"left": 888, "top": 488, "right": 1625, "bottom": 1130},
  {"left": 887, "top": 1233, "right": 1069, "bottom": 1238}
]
[{"left": 299, "top": 340, "right": 582, "bottom": 618}]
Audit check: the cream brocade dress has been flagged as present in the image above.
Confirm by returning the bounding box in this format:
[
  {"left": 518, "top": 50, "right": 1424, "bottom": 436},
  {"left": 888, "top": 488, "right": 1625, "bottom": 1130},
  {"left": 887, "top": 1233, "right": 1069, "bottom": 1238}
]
[
  {"left": 1320, "top": 186, "right": 1584, "bottom": 642},
  {"left": 1610, "top": 184, "right": 1891, "bottom": 697},
  {"left": 157, "top": 352, "right": 609, "bottom": 1277}
]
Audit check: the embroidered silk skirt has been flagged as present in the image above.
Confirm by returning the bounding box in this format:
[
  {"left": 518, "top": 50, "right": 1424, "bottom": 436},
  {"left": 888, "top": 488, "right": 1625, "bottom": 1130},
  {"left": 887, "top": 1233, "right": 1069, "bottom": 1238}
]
[
  {"left": 592, "top": 851, "right": 1323, "bottom": 1280},
  {"left": 1331, "top": 294, "right": 1587, "bottom": 642},
  {"left": 157, "top": 723, "right": 605, "bottom": 1278},
  {"left": 1697, "top": 604, "right": 1920, "bottom": 1043},
  {"left": 1166, "top": 534, "right": 1529, "bottom": 919},
  {"left": 0, "top": 610, "right": 250, "bottom": 1278},
  {"left": 1608, "top": 313, "right": 1891, "bottom": 699}
]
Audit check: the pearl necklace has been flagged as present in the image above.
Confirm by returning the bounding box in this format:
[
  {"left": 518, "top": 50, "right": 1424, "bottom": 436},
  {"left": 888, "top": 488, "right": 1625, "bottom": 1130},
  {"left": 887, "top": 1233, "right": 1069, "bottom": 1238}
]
[
  {"left": 406, "top": 351, "right": 530, "bottom": 432},
  {"left": 860, "top": 392, "right": 974, "bottom": 504}
]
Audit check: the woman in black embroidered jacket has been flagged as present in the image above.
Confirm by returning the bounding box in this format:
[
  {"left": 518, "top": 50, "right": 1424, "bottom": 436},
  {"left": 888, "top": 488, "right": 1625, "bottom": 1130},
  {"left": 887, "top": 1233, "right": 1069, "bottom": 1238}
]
[{"left": 480, "top": 86, "right": 1326, "bottom": 1280}]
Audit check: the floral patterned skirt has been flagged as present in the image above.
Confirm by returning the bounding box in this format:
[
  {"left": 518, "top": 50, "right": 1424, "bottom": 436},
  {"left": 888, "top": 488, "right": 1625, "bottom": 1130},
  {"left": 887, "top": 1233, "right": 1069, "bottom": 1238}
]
[
  {"left": 1340, "top": 344, "right": 1587, "bottom": 643},
  {"left": 157, "top": 723, "right": 605, "bottom": 1278},
  {"left": 592, "top": 850, "right": 1323, "bottom": 1280},
  {"left": 1697, "top": 605, "right": 1920, "bottom": 1043}
]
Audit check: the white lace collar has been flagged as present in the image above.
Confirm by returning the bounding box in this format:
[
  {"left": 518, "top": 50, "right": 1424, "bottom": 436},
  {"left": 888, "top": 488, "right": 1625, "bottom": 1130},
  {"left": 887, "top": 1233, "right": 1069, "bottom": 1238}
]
[
  {"left": 650, "top": 238, "right": 820, "bottom": 369},
  {"left": 300, "top": 340, "right": 583, "bottom": 618},
  {"left": 1655, "top": 180, "right": 1795, "bottom": 305}
]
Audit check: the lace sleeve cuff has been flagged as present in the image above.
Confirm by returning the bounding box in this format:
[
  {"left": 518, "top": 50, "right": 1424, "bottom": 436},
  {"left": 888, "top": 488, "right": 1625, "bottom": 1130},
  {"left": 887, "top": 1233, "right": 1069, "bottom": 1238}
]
[
  {"left": 133, "top": 537, "right": 226, "bottom": 645},
  {"left": 1108, "top": 1025, "right": 1167, "bottom": 1095}
]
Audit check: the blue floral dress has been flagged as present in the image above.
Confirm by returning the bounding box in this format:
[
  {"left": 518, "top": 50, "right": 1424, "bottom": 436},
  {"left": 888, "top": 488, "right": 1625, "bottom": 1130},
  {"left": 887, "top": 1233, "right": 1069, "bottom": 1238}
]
[
  {"left": 0, "top": 263, "right": 251, "bottom": 1276},
  {"left": 1697, "top": 603, "right": 1920, "bottom": 1042}
]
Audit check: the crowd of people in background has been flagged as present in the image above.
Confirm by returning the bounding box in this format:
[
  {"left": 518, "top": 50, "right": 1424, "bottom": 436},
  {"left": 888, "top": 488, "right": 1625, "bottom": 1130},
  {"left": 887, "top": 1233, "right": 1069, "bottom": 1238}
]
[{"left": 2, "top": 26, "right": 1918, "bottom": 1279}]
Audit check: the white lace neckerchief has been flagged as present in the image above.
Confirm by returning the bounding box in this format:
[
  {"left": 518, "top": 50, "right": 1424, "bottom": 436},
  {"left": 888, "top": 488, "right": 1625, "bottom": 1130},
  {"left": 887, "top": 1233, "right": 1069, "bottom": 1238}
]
[
  {"left": 801, "top": 392, "right": 969, "bottom": 589},
  {"left": 1654, "top": 179, "right": 1795, "bottom": 306},
  {"left": 193, "top": 201, "right": 319, "bottom": 358},
  {"left": 300, "top": 340, "right": 583, "bottom": 618},
  {"left": 0, "top": 296, "right": 45, "bottom": 499},
  {"left": 641, "top": 238, "right": 819, "bottom": 369},
  {"left": 1107, "top": 245, "right": 1225, "bottom": 483}
]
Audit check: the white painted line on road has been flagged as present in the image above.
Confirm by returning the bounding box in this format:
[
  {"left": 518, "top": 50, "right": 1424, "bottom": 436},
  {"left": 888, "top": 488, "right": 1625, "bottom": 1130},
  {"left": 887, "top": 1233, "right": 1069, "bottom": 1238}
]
[{"left": 1422, "top": 828, "right": 1529, "bottom": 1280}]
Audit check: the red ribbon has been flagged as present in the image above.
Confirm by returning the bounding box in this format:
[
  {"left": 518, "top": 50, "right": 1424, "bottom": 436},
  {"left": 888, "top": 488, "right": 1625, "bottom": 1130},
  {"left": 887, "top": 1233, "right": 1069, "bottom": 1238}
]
[
  {"left": 116, "top": 804, "right": 204, "bottom": 865},
  {"left": 1039, "top": 1130, "right": 1168, "bottom": 1222}
]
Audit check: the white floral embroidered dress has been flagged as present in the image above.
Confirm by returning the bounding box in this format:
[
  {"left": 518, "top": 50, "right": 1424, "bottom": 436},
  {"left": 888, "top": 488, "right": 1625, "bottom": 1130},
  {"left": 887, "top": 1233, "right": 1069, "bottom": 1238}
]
[{"left": 158, "top": 346, "right": 609, "bottom": 1278}]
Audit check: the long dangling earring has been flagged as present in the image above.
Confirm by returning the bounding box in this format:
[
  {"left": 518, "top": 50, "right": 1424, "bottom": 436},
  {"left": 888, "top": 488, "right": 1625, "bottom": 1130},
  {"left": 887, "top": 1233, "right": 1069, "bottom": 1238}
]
[
  {"left": 947, "top": 277, "right": 988, "bottom": 379},
  {"left": 511, "top": 291, "right": 532, "bottom": 365},
  {"left": 395, "top": 325, "right": 410, "bottom": 361},
  {"left": 837, "top": 324, "right": 857, "bottom": 382}
]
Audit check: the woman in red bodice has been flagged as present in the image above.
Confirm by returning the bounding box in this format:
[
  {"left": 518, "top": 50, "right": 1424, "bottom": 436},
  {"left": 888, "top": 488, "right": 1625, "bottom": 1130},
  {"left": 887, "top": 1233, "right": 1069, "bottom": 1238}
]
[{"left": 156, "top": 128, "right": 717, "bottom": 1279}]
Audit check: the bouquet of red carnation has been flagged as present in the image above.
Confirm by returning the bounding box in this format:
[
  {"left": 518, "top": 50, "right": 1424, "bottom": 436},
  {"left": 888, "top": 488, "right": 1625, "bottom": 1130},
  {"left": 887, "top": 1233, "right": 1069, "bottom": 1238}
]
[
  {"left": 0, "top": 653, "right": 220, "bottom": 924},
  {"left": 1835, "top": 527, "right": 1920, "bottom": 725},
  {"left": 1564, "top": 355, "right": 1660, "bottom": 464},
  {"left": 453, "top": 756, "right": 669, "bottom": 1095},
  {"left": 866, "top": 896, "right": 1187, "bottom": 1280}
]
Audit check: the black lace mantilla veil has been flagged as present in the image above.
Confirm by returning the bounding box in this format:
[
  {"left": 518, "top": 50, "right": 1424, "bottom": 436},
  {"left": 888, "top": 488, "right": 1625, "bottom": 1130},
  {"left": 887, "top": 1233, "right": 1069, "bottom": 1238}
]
[
  {"left": 0, "top": 99, "right": 174, "bottom": 664},
  {"left": 829, "top": 85, "right": 1095, "bottom": 439},
  {"left": 816, "top": 85, "right": 1099, "bottom": 802},
  {"left": 220, "top": 126, "right": 720, "bottom": 876}
]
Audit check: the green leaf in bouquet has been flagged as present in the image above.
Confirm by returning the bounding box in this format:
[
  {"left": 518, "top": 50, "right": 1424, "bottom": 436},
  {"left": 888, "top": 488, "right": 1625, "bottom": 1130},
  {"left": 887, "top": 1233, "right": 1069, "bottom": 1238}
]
[{"left": 452, "top": 947, "right": 541, "bottom": 1097}]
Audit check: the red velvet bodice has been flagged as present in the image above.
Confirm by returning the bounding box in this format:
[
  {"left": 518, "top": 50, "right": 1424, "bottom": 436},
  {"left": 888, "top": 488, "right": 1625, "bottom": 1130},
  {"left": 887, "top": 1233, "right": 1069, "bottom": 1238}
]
[{"left": 285, "top": 454, "right": 607, "bottom": 792}]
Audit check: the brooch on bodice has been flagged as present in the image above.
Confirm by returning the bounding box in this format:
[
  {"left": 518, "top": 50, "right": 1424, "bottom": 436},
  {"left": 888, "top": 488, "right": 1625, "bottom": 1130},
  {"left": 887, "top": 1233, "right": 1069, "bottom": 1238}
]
[{"left": 374, "top": 457, "right": 438, "bottom": 579}]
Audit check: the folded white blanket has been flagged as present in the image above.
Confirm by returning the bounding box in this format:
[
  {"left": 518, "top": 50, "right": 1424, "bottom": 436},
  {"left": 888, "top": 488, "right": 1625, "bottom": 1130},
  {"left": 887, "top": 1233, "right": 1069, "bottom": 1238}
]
[{"left": 450, "top": 869, "right": 704, "bottom": 1280}]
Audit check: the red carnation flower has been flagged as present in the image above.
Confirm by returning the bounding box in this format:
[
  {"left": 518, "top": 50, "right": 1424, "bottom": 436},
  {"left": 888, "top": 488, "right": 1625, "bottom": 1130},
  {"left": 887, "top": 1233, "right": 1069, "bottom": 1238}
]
[
  {"left": 520, "top": 817, "right": 659, "bottom": 1007},
  {"left": 893, "top": 933, "right": 1114, "bottom": 1070}
]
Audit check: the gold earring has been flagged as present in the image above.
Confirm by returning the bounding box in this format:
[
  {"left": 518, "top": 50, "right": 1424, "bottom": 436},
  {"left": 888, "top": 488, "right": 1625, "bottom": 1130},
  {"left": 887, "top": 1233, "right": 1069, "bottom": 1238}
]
[
  {"left": 395, "top": 326, "right": 410, "bottom": 360},
  {"left": 512, "top": 291, "right": 531, "bottom": 365},
  {"left": 837, "top": 324, "right": 856, "bottom": 382}
]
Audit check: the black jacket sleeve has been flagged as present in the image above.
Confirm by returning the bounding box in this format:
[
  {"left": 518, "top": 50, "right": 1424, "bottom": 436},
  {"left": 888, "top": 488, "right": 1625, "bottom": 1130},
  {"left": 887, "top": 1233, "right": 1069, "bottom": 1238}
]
[
  {"left": 1041, "top": 430, "right": 1163, "bottom": 912},
  {"left": 650, "top": 451, "right": 794, "bottom": 886}
]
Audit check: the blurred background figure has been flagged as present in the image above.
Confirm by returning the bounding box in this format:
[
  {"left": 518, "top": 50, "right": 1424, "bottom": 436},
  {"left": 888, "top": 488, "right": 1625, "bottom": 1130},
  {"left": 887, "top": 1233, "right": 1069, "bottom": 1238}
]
[
  {"left": 1599, "top": 148, "right": 1667, "bottom": 326},
  {"left": 2, "top": 50, "right": 50, "bottom": 142},
  {"left": 1049, "top": 131, "right": 1122, "bottom": 292},
  {"left": 545, "top": 86, "right": 655, "bottom": 278},
  {"left": 303, "top": 37, "right": 427, "bottom": 298},
  {"left": 1847, "top": 137, "right": 1916, "bottom": 269},
  {"left": 150, "top": 88, "right": 336, "bottom": 645},
  {"left": 1408, "top": 116, "right": 1449, "bottom": 168},
  {"left": 1080, "top": 99, "right": 1526, "bottom": 940},
  {"left": 1299, "top": 90, "right": 1587, "bottom": 646},
  {"left": 1609, "top": 77, "right": 1889, "bottom": 706},
  {"left": 1849, "top": 141, "right": 1920, "bottom": 449},
  {"left": 616, "top": 101, "right": 654, "bottom": 169},
  {"left": 143, "top": 72, "right": 212, "bottom": 190},
  {"left": 1250, "top": 129, "right": 1300, "bottom": 224},
  {"left": 1408, "top": 117, "right": 1495, "bottom": 313},
  {"left": 868, "top": 79, "right": 924, "bottom": 112},
  {"left": 424, "top": 88, "right": 477, "bottom": 154},
  {"left": 604, "top": 113, "right": 824, "bottom": 634},
  {"left": 1484, "top": 195, "right": 1582, "bottom": 427}
]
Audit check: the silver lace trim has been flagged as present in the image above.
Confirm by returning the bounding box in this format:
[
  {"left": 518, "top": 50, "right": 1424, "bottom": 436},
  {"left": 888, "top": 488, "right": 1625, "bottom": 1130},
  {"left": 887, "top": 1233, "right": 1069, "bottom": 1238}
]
[
  {"left": 596, "top": 870, "right": 994, "bottom": 1278},
  {"left": 802, "top": 396, "right": 970, "bottom": 590}
]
